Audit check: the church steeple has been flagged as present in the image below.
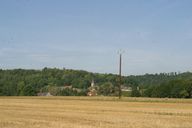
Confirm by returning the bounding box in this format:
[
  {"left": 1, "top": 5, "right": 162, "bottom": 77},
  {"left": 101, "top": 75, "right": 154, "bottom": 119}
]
[
  {"left": 87, "top": 79, "right": 97, "bottom": 96},
  {"left": 91, "top": 79, "right": 94, "bottom": 87}
]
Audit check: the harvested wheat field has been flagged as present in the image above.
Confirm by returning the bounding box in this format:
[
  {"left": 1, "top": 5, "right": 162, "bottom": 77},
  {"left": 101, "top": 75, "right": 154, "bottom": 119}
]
[{"left": 0, "top": 97, "right": 192, "bottom": 128}]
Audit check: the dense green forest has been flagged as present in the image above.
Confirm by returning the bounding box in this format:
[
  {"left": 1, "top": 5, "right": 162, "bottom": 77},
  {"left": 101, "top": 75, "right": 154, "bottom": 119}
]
[{"left": 0, "top": 68, "right": 191, "bottom": 98}]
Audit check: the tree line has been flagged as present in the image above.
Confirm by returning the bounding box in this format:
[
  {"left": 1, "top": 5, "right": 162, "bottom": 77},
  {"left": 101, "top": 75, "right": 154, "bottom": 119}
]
[{"left": 0, "top": 68, "right": 191, "bottom": 98}]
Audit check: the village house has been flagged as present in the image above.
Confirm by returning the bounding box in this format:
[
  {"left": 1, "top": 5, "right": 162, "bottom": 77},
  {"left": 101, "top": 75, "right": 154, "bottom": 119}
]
[
  {"left": 37, "top": 92, "right": 53, "bottom": 96},
  {"left": 121, "top": 86, "right": 132, "bottom": 92}
]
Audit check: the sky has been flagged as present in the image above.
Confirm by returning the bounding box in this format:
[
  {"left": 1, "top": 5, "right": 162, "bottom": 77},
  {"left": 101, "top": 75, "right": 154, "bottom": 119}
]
[{"left": 0, "top": 0, "right": 192, "bottom": 75}]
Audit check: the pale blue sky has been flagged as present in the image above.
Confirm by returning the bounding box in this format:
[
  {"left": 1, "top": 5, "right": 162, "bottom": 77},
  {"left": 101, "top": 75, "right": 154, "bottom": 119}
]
[{"left": 1, "top": 0, "right": 192, "bottom": 75}]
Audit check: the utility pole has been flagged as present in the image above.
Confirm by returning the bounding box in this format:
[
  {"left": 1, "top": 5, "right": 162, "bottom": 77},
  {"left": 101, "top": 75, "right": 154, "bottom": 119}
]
[{"left": 118, "top": 50, "right": 124, "bottom": 99}]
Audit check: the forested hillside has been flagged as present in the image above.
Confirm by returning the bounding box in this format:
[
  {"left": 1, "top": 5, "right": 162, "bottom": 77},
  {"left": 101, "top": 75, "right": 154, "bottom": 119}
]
[{"left": 0, "top": 68, "right": 191, "bottom": 98}]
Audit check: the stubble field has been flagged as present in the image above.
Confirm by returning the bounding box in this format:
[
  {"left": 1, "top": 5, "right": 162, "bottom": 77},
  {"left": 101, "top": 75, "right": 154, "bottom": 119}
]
[{"left": 0, "top": 97, "right": 192, "bottom": 128}]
